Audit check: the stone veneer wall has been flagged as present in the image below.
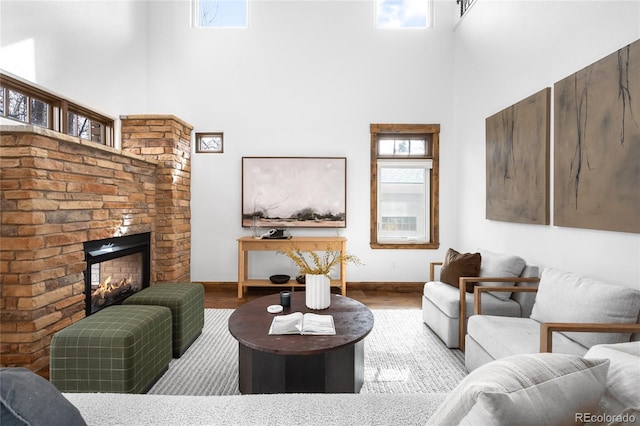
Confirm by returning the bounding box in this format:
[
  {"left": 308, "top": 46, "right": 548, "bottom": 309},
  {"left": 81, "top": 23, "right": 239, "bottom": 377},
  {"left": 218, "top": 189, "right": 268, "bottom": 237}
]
[
  {"left": 0, "top": 115, "right": 192, "bottom": 371},
  {"left": 120, "top": 115, "right": 192, "bottom": 283}
]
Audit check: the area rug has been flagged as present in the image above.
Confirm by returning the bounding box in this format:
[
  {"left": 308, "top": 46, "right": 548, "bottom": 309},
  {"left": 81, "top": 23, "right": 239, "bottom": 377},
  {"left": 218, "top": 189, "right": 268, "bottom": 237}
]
[{"left": 148, "top": 309, "right": 466, "bottom": 396}]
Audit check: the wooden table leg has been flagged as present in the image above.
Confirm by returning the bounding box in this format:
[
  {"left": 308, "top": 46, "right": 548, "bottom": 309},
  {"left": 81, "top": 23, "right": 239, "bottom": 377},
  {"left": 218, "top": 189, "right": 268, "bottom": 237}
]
[
  {"left": 237, "top": 242, "right": 244, "bottom": 299},
  {"left": 340, "top": 239, "right": 347, "bottom": 295}
]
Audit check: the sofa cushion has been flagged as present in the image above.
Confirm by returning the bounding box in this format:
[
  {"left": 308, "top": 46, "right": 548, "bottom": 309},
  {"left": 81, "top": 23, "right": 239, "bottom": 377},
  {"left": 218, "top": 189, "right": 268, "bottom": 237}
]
[
  {"left": 585, "top": 342, "right": 640, "bottom": 422},
  {"left": 510, "top": 265, "right": 540, "bottom": 319},
  {"left": 466, "top": 315, "right": 588, "bottom": 360},
  {"left": 530, "top": 267, "right": 640, "bottom": 348},
  {"left": 0, "top": 368, "right": 87, "bottom": 426},
  {"left": 478, "top": 249, "right": 526, "bottom": 301},
  {"left": 439, "top": 248, "right": 481, "bottom": 292},
  {"left": 426, "top": 353, "right": 609, "bottom": 426},
  {"left": 423, "top": 282, "right": 520, "bottom": 319}
]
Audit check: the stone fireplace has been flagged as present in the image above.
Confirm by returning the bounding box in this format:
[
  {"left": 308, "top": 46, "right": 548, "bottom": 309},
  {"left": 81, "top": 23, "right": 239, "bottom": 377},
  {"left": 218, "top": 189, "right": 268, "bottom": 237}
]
[{"left": 0, "top": 115, "right": 192, "bottom": 371}]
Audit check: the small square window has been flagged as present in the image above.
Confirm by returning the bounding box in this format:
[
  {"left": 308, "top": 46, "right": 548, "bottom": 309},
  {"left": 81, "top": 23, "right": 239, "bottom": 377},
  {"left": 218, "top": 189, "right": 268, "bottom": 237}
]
[
  {"left": 31, "top": 98, "right": 48, "bottom": 128},
  {"left": 68, "top": 111, "right": 91, "bottom": 140},
  {"left": 379, "top": 139, "right": 395, "bottom": 156},
  {"left": 8, "top": 89, "right": 27, "bottom": 122},
  {"left": 196, "top": 132, "right": 224, "bottom": 153}
]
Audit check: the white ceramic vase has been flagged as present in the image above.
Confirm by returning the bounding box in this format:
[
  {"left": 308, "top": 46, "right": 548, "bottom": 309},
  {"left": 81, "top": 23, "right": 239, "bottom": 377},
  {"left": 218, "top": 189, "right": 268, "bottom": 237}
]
[{"left": 305, "top": 274, "right": 331, "bottom": 310}]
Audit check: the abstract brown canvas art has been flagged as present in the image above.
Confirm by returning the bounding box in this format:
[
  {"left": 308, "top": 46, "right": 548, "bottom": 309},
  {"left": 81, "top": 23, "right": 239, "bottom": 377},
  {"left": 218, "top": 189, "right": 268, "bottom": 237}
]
[
  {"left": 486, "top": 88, "right": 551, "bottom": 224},
  {"left": 554, "top": 39, "right": 640, "bottom": 233}
]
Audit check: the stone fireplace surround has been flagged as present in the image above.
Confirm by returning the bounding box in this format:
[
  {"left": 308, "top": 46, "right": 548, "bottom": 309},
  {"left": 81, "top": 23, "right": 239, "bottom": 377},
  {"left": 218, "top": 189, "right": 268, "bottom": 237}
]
[{"left": 0, "top": 115, "right": 192, "bottom": 372}]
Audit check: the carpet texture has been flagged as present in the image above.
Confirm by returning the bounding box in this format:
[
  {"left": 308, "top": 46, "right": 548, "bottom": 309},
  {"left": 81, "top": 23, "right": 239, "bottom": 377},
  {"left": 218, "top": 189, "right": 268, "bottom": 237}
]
[
  {"left": 65, "top": 392, "right": 449, "bottom": 426},
  {"left": 148, "top": 308, "right": 466, "bottom": 396}
]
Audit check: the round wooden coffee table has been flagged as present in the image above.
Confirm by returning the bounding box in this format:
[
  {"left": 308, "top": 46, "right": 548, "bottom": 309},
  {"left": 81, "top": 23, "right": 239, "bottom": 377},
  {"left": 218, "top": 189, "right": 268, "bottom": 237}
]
[{"left": 228, "top": 292, "right": 374, "bottom": 394}]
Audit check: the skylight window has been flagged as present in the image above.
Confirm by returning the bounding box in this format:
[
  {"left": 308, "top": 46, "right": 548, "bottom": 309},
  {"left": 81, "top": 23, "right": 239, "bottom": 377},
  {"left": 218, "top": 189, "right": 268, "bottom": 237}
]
[
  {"left": 194, "top": 0, "right": 248, "bottom": 28},
  {"left": 376, "top": 0, "right": 431, "bottom": 29}
]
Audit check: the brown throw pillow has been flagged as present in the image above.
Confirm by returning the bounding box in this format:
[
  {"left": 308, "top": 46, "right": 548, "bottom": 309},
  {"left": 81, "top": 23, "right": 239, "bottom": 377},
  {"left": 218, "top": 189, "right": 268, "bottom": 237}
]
[{"left": 440, "top": 248, "right": 481, "bottom": 292}]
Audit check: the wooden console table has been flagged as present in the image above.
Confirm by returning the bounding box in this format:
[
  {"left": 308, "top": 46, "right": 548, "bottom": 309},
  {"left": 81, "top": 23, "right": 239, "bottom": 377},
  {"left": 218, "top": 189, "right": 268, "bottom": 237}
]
[{"left": 237, "top": 236, "right": 347, "bottom": 298}]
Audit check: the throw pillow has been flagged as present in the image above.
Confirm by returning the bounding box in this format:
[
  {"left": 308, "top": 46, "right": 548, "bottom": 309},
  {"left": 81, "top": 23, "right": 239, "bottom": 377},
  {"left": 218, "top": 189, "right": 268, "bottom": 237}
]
[
  {"left": 530, "top": 267, "right": 640, "bottom": 348},
  {"left": 439, "top": 248, "right": 481, "bottom": 292},
  {"left": 0, "top": 368, "right": 87, "bottom": 426},
  {"left": 585, "top": 342, "right": 640, "bottom": 422},
  {"left": 478, "top": 249, "right": 526, "bottom": 301},
  {"left": 426, "top": 353, "right": 609, "bottom": 426}
]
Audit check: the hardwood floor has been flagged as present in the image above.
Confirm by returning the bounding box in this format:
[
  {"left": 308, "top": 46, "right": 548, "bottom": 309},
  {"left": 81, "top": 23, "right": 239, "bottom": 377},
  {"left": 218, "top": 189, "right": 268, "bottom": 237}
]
[{"left": 203, "top": 283, "right": 423, "bottom": 309}]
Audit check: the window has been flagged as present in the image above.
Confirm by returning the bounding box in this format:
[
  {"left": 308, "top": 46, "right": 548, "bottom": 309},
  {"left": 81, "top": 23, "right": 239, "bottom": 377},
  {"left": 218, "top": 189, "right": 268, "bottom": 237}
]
[
  {"left": 193, "top": 0, "right": 248, "bottom": 28},
  {"left": 0, "top": 73, "right": 114, "bottom": 146},
  {"left": 370, "top": 124, "right": 439, "bottom": 249},
  {"left": 376, "top": 0, "right": 431, "bottom": 29},
  {"left": 66, "top": 109, "right": 106, "bottom": 144},
  {"left": 3, "top": 86, "right": 49, "bottom": 127},
  {"left": 195, "top": 132, "right": 224, "bottom": 153}
]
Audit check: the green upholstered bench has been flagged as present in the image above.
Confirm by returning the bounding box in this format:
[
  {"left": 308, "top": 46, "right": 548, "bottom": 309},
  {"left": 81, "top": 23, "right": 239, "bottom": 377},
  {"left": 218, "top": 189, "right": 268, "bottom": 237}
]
[
  {"left": 50, "top": 305, "right": 172, "bottom": 394},
  {"left": 124, "top": 283, "right": 204, "bottom": 357}
]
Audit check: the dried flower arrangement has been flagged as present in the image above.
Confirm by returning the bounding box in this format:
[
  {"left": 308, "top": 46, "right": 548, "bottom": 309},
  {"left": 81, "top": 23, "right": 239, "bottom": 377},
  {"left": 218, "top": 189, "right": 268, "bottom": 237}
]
[{"left": 278, "top": 245, "right": 363, "bottom": 277}]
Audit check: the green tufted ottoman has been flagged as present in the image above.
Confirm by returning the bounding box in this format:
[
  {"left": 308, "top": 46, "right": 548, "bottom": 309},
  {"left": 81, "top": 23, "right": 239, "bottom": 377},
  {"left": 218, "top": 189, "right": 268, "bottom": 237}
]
[
  {"left": 124, "top": 283, "right": 204, "bottom": 357},
  {"left": 50, "top": 305, "right": 172, "bottom": 394}
]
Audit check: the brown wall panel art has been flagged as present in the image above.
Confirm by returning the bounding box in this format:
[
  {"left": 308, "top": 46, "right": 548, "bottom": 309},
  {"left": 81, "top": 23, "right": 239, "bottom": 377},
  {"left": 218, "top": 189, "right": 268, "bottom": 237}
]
[
  {"left": 486, "top": 88, "right": 551, "bottom": 224},
  {"left": 554, "top": 39, "right": 640, "bottom": 233}
]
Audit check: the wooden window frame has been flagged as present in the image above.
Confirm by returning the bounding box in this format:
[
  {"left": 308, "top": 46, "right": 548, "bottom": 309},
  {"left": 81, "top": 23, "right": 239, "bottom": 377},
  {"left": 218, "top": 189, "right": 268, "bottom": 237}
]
[
  {"left": 0, "top": 72, "right": 114, "bottom": 147},
  {"left": 370, "top": 123, "right": 440, "bottom": 250}
]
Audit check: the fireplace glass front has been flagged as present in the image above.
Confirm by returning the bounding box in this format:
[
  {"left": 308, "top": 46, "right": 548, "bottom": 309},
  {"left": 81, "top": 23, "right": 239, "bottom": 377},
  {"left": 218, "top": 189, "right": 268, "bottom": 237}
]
[{"left": 84, "top": 233, "right": 150, "bottom": 316}]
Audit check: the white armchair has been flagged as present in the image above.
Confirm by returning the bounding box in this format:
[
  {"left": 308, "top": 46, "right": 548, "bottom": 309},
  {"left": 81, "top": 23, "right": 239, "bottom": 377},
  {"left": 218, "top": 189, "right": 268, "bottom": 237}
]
[{"left": 422, "top": 249, "right": 539, "bottom": 349}]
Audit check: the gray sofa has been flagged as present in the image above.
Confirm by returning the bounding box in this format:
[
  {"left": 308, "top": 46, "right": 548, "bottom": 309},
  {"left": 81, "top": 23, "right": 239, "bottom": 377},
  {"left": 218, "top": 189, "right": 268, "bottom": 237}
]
[
  {"left": 422, "top": 249, "right": 539, "bottom": 349},
  {"left": 465, "top": 266, "right": 640, "bottom": 372}
]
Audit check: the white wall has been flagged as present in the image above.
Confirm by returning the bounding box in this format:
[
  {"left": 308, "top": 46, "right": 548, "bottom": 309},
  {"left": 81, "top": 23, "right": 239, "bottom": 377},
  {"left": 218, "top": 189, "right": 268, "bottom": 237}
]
[
  {"left": 143, "top": 0, "right": 457, "bottom": 282},
  {"left": 0, "top": 0, "right": 149, "bottom": 123},
  {"left": 3, "top": 0, "right": 637, "bottom": 288},
  {"left": 453, "top": 1, "right": 640, "bottom": 288}
]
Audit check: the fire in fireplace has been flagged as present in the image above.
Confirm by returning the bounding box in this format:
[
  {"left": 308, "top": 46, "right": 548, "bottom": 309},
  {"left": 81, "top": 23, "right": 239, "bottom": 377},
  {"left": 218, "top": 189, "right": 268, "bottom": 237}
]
[{"left": 83, "top": 233, "right": 151, "bottom": 316}]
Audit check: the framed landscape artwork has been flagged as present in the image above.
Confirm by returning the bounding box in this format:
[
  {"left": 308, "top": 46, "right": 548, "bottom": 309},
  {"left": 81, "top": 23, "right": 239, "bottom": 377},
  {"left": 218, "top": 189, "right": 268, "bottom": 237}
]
[
  {"left": 242, "top": 157, "right": 347, "bottom": 228},
  {"left": 554, "top": 39, "right": 640, "bottom": 233},
  {"left": 485, "top": 88, "right": 551, "bottom": 225}
]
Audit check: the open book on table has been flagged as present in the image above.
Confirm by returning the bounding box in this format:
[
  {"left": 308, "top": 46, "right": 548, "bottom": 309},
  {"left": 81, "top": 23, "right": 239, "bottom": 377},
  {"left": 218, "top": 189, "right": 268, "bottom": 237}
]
[{"left": 268, "top": 312, "right": 336, "bottom": 335}]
